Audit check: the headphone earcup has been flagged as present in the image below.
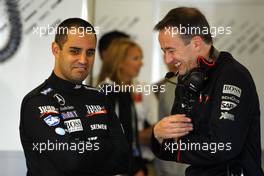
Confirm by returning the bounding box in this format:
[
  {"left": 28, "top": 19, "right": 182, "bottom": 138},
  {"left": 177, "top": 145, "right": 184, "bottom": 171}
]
[{"left": 182, "top": 68, "right": 207, "bottom": 93}]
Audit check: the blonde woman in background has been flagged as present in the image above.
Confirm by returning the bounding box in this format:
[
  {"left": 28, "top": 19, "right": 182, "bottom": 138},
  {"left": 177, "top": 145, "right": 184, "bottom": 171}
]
[{"left": 98, "top": 38, "right": 158, "bottom": 176}]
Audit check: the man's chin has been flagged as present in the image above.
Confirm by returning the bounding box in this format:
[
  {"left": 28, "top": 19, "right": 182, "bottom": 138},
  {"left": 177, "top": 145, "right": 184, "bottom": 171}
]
[
  {"left": 178, "top": 69, "right": 188, "bottom": 76},
  {"left": 71, "top": 74, "right": 88, "bottom": 83}
]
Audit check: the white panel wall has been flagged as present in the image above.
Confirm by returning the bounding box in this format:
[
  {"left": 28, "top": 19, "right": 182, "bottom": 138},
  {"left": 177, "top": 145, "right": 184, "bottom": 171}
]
[{"left": 93, "top": 0, "right": 155, "bottom": 83}]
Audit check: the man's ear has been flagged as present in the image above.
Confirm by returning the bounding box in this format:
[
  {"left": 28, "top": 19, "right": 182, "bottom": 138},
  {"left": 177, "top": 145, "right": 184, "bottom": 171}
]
[
  {"left": 52, "top": 42, "right": 60, "bottom": 57},
  {"left": 191, "top": 36, "right": 203, "bottom": 52}
]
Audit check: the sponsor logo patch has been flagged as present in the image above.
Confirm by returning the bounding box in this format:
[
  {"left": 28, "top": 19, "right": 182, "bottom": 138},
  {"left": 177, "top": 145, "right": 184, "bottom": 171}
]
[
  {"left": 55, "top": 127, "right": 66, "bottom": 136},
  {"left": 84, "top": 86, "right": 99, "bottom": 92},
  {"left": 74, "top": 85, "right": 82, "bottom": 89},
  {"left": 60, "top": 106, "right": 75, "bottom": 111},
  {"left": 222, "top": 84, "right": 242, "bottom": 98},
  {"left": 64, "top": 119, "right": 83, "bottom": 133},
  {"left": 38, "top": 106, "right": 58, "bottom": 114},
  {"left": 85, "top": 105, "right": 107, "bottom": 117},
  {"left": 53, "top": 93, "right": 65, "bottom": 106},
  {"left": 61, "top": 111, "right": 78, "bottom": 119},
  {"left": 219, "top": 112, "right": 235, "bottom": 121},
  {"left": 221, "top": 95, "right": 240, "bottom": 104},
  {"left": 90, "top": 124, "right": 107, "bottom": 131},
  {"left": 43, "top": 115, "right": 60, "bottom": 126},
  {"left": 40, "top": 88, "right": 53, "bottom": 95},
  {"left": 220, "top": 101, "right": 237, "bottom": 111}
]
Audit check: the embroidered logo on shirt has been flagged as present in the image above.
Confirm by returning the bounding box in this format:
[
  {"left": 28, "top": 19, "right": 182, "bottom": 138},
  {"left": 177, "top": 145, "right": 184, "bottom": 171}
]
[
  {"left": 221, "top": 95, "right": 240, "bottom": 104},
  {"left": 64, "top": 119, "right": 83, "bottom": 133},
  {"left": 74, "top": 85, "right": 82, "bottom": 89},
  {"left": 60, "top": 106, "right": 75, "bottom": 111},
  {"left": 38, "top": 106, "right": 58, "bottom": 114},
  {"left": 43, "top": 115, "right": 60, "bottom": 126},
  {"left": 220, "top": 101, "right": 237, "bottom": 111},
  {"left": 61, "top": 111, "right": 78, "bottom": 119},
  {"left": 222, "top": 84, "right": 242, "bottom": 98},
  {"left": 219, "top": 112, "right": 235, "bottom": 121},
  {"left": 90, "top": 124, "right": 107, "bottom": 131},
  {"left": 53, "top": 93, "right": 65, "bottom": 106},
  {"left": 55, "top": 127, "right": 66, "bottom": 135},
  {"left": 85, "top": 105, "right": 107, "bottom": 117},
  {"left": 40, "top": 88, "right": 53, "bottom": 95}
]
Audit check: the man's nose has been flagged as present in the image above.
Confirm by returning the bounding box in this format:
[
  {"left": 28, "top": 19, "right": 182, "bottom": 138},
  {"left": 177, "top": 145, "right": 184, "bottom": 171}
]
[
  {"left": 79, "top": 52, "right": 88, "bottom": 64},
  {"left": 164, "top": 52, "right": 173, "bottom": 64}
]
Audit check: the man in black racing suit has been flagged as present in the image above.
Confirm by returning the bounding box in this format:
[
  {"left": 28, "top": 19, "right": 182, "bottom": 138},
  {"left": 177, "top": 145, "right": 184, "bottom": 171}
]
[
  {"left": 20, "top": 18, "right": 129, "bottom": 176},
  {"left": 151, "top": 7, "right": 263, "bottom": 176}
]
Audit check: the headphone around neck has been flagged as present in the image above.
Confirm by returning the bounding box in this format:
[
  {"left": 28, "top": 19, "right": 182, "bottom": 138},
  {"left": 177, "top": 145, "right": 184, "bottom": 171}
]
[{"left": 166, "top": 46, "right": 220, "bottom": 94}]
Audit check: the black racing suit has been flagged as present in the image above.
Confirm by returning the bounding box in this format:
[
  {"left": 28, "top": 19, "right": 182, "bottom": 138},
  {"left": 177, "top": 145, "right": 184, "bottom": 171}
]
[
  {"left": 151, "top": 52, "right": 263, "bottom": 176},
  {"left": 20, "top": 72, "right": 129, "bottom": 176}
]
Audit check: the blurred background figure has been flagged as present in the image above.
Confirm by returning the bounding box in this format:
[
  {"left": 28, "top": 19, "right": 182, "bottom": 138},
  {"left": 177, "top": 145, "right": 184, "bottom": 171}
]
[
  {"left": 91, "top": 30, "right": 130, "bottom": 86},
  {"left": 98, "top": 30, "right": 130, "bottom": 61},
  {"left": 97, "top": 38, "right": 158, "bottom": 176}
]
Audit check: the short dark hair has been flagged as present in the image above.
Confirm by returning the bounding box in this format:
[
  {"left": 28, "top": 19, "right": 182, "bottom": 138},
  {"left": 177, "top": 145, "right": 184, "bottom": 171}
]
[
  {"left": 55, "top": 18, "right": 97, "bottom": 49},
  {"left": 98, "top": 31, "right": 130, "bottom": 56},
  {"left": 155, "top": 7, "right": 212, "bottom": 44}
]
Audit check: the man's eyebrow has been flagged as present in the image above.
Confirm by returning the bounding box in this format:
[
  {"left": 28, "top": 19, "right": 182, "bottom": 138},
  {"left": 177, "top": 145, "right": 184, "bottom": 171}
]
[
  {"left": 87, "top": 48, "right": 95, "bottom": 52},
  {"left": 68, "top": 47, "right": 95, "bottom": 54},
  {"left": 69, "top": 47, "right": 81, "bottom": 50},
  {"left": 163, "top": 47, "right": 175, "bottom": 50},
  {"left": 161, "top": 47, "right": 175, "bottom": 52}
]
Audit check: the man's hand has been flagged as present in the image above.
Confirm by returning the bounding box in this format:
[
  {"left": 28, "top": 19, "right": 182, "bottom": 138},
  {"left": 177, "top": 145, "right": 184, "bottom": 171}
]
[
  {"left": 134, "top": 169, "right": 145, "bottom": 176},
  {"left": 153, "top": 114, "right": 193, "bottom": 143}
]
